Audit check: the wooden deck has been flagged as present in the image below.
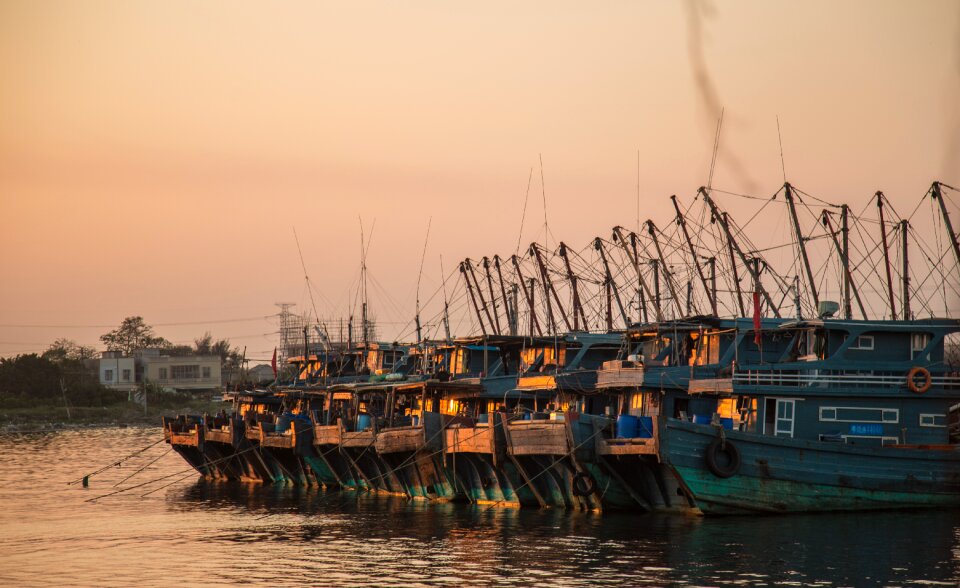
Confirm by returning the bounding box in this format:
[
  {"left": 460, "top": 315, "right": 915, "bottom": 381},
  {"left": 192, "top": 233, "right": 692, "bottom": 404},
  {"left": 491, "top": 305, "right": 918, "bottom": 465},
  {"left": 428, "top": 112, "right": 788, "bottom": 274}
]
[
  {"left": 507, "top": 420, "right": 569, "bottom": 456},
  {"left": 596, "top": 360, "right": 644, "bottom": 389},
  {"left": 313, "top": 424, "right": 342, "bottom": 446},
  {"left": 168, "top": 431, "right": 200, "bottom": 447},
  {"left": 445, "top": 425, "right": 495, "bottom": 454},
  {"left": 261, "top": 432, "right": 295, "bottom": 449},
  {"left": 204, "top": 428, "right": 232, "bottom": 445},
  {"left": 688, "top": 377, "right": 733, "bottom": 395},
  {"left": 376, "top": 426, "right": 424, "bottom": 454},
  {"left": 340, "top": 430, "right": 375, "bottom": 448},
  {"left": 596, "top": 436, "right": 658, "bottom": 456}
]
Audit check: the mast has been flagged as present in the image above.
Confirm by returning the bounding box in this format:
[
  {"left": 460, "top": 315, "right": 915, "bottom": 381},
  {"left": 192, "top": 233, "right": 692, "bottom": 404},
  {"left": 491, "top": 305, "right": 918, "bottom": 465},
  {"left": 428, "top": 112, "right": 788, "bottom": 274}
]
[
  {"left": 481, "top": 257, "right": 502, "bottom": 335},
  {"left": 700, "top": 188, "right": 780, "bottom": 317},
  {"left": 901, "top": 219, "right": 910, "bottom": 320},
  {"left": 611, "top": 226, "right": 658, "bottom": 322},
  {"left": 784, "top": 182, "right": 819, "bottom": 309},
  {"left": 593, "top": 238, "right": 630, "bottom": 327},
  {"left": 460, "top": 260, "right": 488, "bottom": 336},
  {"left": 821, "top": 209, "right": 867, "bottom": 319},
  {"left": 670, "top": 195, "right": 717, "bottom": 315},
  {"left": 440, "top": 254, "right": 451, "bottom": 341},
  {"left": 558, "top": 242, "right": 587, "bottom": 331},
  {"left": 465, "top": 259, "right": 498, "bottom": 335},
  {"left": 877, "top": 192, "right": 898, "bottom": 320},
  {"left": 724, "top": 213, "right": 746, "bottom": 316},
  {"left": 647, "top": 219, "right": 685, "bottom": 318},
  {"left": 530, "top": 244, "right": 572, "bottom": 332},
  {"left": 932, "top": 181, "right": 960, "bottom": 269},
  {"left": 511, "top": 254, "right": 541, "bottom": 336},
  {"left": 493, "top": 256, "right": 515, "bottom": 335}
]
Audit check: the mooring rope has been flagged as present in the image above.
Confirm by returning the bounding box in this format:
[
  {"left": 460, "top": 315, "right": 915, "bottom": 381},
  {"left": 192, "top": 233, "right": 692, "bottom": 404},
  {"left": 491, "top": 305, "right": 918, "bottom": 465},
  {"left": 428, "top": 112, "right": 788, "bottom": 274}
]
[{"left": 68, "top": 437, "right": 166, "bottom": 486}]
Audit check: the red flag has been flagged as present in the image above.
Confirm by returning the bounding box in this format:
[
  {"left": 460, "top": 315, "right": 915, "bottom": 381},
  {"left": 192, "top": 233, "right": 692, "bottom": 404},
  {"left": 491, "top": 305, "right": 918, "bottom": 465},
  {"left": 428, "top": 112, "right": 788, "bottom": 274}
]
[
  {"left": 271, "top": 347, "right": 278, "bottom": 377},
  {"left": 752, "top": 290, "right": 762, "bottom": 345}
]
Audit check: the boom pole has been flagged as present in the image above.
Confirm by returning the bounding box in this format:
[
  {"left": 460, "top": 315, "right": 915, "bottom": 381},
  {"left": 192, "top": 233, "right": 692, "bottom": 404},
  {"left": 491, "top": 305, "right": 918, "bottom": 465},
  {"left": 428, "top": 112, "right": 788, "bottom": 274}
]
[
  {"left": 784, "top": 183, "right": 820, "bottom": 309},
  {"left": 877, "top": 192, "right": 898, "bottom": 320},
  {"left": 670, "top": 195, "right": 717, "bottom": 315}
]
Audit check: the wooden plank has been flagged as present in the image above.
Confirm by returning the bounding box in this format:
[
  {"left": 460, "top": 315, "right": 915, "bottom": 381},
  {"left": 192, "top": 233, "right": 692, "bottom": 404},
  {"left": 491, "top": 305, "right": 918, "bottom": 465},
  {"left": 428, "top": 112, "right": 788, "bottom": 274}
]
[
  {"left": 501, "top": 416, "right": 547, "bottom": 508},
  {"left": 689, "top": 377, "right": 733, "bottom": 395}
]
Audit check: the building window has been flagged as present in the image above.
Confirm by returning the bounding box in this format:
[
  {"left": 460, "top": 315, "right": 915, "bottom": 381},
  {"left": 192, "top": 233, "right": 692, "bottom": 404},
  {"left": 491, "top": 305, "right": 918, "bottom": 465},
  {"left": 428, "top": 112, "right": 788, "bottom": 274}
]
[
  {"left": 104, "top": 369, "right": 113, "bottom": 382},
  {"left": 202, "top": 366, "right": 211, "bottom": 379},
  {"left": 158, "top": 368, "right": 167, "bottom": 380},
  {"left": 122, "top": 369, "right": 131, "bottom": 382},
  {"left": 171, "top": 365, "right": 199, "bottom": 379},
  {"left": 819, "top": 406, "right": 898, "bottom": 424},
  {"left": 848, "top": 335, "right": 874, "bottom": 350}
]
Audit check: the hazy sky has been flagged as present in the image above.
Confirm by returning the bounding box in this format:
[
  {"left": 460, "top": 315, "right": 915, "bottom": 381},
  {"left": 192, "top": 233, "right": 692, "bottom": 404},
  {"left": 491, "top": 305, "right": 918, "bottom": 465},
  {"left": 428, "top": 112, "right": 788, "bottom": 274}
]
[{"left": 1, "top": 0, "right": 958, "bottom": 361}]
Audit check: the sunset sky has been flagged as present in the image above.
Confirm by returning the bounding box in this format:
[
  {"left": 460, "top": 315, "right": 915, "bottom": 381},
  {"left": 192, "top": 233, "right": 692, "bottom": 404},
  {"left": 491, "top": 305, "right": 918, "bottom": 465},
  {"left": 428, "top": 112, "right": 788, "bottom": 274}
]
[{"left": 1, "top": 1, "right": 958, "bottom": 362}]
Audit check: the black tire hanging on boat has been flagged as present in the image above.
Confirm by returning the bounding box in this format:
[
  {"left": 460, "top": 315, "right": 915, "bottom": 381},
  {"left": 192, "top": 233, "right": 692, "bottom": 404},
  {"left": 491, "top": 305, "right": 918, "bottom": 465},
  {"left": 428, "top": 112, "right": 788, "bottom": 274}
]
[
  {"left": 572, "top": 471, "right": 597, "bottom": 496},
  {"left": 705, "top": 437, "right": 741, "bottom": 478}
]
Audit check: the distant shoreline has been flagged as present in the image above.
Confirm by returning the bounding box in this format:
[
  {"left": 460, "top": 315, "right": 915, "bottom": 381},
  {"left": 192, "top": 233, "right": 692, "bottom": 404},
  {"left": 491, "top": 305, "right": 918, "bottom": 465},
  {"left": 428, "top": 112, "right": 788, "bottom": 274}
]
[{"left": 0, "top": 398, "right": 226, "bottom": 432}]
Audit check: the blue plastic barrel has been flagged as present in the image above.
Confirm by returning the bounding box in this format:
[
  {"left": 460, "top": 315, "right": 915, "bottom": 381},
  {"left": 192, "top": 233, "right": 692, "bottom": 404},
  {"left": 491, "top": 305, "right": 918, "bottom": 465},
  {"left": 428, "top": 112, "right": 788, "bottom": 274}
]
[
  {"left": 719, "top": 417, "right": 734, "bottom": 430},
  {"left": 523, "top": 413, "right": 532, "bottom": 420},
  {"left": 356, "top": 413, "right": 372, "bottom": 431},
  {"left": 637, "top": 416, "right": 654, "bottom": 438},
  {"left": 692, "top": 414, "right": 713, "bottom": 425},
  {"left": 477, "top": 413, "right": 489, "bottom": 424},
  {"left": 616, "top": 414, "right": 639, "bottom": 438},
  {"left": 276, "top": 413, "right": 293, "bottom": 432},
  {"left": 411, "top": 415, "right": 419, "bottom": 426}
]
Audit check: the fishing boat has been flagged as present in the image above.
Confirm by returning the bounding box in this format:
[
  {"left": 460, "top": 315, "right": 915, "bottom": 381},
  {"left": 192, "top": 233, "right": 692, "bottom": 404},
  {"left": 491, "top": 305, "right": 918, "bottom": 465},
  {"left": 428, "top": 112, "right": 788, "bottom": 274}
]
[{"left": 662, "top": 315, "right": 960, "bottom": 514}]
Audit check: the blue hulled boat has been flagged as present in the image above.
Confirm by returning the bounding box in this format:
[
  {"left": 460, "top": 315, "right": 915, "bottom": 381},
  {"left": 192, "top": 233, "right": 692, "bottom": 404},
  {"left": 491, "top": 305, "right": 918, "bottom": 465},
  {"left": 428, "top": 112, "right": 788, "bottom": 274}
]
[{"left": 662, "top": 316, "right": 960, "bottom": 514}]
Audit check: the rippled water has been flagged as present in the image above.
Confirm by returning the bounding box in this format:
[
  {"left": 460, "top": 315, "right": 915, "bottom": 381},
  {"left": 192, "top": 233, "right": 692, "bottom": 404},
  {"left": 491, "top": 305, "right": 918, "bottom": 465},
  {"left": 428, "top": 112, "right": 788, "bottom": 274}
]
[{"left": 0, "top": 427, "right": 958, "bottom": 586}]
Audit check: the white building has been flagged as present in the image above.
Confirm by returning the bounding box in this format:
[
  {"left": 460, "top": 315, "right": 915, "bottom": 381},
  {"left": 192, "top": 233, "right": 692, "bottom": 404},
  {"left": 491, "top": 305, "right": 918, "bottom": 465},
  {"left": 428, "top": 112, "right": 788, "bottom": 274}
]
[
  {"left": 140, "top": 350, "right": 222, "bottom": 392},
  {"left": 99, "top": 351, "right": 137, "bottom": 392}
]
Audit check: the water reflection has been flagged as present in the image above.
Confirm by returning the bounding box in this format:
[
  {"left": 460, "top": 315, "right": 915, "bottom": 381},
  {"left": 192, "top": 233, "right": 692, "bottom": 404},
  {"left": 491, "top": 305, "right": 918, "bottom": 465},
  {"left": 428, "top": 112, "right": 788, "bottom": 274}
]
[{"left": 0, "top": 427, "right": 958, "bottom": 586}]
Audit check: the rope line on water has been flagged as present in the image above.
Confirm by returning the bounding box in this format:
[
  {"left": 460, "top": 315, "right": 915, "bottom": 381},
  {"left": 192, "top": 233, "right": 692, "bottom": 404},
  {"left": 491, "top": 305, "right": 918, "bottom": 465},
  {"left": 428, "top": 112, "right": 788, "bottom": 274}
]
[{"left": 68, "top": 437, "right": 166, "bottom": 486}]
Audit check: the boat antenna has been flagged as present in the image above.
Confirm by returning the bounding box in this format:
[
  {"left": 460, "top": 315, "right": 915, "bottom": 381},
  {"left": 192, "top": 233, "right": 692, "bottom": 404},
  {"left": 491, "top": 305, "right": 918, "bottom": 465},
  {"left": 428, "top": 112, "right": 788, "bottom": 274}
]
[
  {"left": 293, "top": 226, "right": 328, "bottom": 345},
  {"left": 540, "top": 153, "right": 550, "bottom": 252},
  {"left": 776, "top": 115, "right": 787, "bottom": 184},
  {"left": 707, "top": 107, "right": 724, "bottom": 190},
  {"left": 415, "top": 217, "right": 432, "bottom": 345},
  {"left": 515, "top": 167, "right": 533, "bottom": 256},
  {"left": 440, "top": 254, "right": 451, "bottom": 341}
]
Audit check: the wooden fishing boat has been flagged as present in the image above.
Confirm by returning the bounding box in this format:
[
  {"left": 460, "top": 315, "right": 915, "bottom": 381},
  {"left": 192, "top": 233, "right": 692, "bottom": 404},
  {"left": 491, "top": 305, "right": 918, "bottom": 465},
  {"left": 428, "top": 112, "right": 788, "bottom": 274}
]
[{"left": 663, "top": 317, "right": 960, "bottom": 514}]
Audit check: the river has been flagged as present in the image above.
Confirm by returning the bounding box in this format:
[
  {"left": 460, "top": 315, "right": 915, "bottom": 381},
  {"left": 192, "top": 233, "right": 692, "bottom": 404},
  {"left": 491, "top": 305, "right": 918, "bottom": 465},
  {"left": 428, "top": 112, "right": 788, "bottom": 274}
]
[{"left": 0, "top": 427, "right": 957, "bottom": 586}]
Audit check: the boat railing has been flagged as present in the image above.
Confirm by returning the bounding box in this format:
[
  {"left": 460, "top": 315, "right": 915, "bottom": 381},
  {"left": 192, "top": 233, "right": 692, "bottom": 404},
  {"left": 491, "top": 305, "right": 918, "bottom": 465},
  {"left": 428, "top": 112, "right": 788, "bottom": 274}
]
[{"left": 733, "top": 369, "right": 960, "bottom": 390}]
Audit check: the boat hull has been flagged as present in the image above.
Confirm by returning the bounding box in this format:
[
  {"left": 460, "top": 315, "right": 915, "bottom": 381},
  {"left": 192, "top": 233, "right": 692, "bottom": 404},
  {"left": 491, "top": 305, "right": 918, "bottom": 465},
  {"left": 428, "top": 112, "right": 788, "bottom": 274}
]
[{"left": 663, "top": 419, "right": 960, "bottom": 514}]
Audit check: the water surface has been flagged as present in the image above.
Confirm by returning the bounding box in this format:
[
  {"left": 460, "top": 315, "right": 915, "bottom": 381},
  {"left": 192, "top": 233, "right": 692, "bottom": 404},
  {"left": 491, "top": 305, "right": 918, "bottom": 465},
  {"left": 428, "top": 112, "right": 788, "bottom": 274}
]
[{"left": 1, "top": 427, "right": 958, "bottom": 586}]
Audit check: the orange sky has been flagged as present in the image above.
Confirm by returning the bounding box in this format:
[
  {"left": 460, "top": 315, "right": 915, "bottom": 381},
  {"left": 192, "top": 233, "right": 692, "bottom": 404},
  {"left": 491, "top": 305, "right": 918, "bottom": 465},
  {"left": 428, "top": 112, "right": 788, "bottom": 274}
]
[{"left": 1, "top": 0, "right": 958, "bottom": 361}]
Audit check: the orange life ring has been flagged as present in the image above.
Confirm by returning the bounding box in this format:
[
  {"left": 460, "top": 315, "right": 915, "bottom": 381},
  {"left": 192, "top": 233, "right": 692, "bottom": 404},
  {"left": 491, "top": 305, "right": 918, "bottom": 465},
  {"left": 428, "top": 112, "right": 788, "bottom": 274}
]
[{"left": 906, "top": 366, "right": 932, "bottom": 394}]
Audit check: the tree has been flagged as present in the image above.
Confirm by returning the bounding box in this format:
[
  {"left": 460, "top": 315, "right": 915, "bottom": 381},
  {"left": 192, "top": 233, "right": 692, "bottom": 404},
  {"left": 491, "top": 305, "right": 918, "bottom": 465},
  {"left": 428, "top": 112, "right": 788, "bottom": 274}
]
[
  {"left": 100, "top": 316, "right": 169, "bottom": 355},
  {"left": 42, "top": 338, "right": 98, "bottom": 363}
]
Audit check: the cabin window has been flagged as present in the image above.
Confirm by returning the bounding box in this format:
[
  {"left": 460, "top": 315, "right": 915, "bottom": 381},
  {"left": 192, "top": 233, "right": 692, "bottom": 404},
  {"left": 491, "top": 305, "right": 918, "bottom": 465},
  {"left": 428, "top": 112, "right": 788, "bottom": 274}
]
[
  {"left": 819, "top": 406, "right": 898, "bottom": 423},
  {"left": 919, "top": 414, "right": 946, "bottom": 428},
  {"left": 630, "top": 393, "right": 643, "bottom": 410},
  {"left": 765, "top": 398, "right": 795, "bottom": 437},
  {"left": 911, "top": 333, "right": 931, "bottom": 360},
  {"left": 848, "top": 335, "right": 874, "bottom": 351},
  {"left": 104, "top": 369, "right": 113, "bottom": 382},
  {"left": 158, "top": 368, "right": 167, "bottom": 379}
]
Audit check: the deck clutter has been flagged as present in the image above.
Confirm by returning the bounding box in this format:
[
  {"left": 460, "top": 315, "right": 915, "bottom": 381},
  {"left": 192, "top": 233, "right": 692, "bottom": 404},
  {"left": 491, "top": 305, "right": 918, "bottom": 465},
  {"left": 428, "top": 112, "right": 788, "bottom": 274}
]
[{"left": 164, "top": 181, "right": 960, "bottom": 514}]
